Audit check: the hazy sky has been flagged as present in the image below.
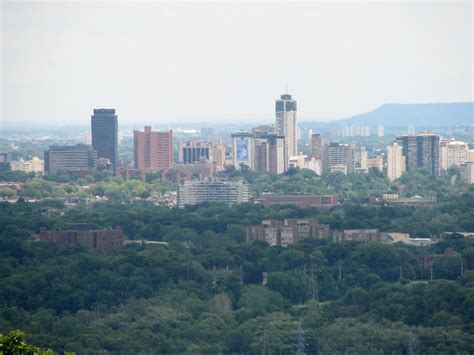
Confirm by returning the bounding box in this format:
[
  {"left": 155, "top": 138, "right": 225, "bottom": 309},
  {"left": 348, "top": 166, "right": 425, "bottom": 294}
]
[{"left": 1, "top": 1, "right": 473, "bottom": 125}]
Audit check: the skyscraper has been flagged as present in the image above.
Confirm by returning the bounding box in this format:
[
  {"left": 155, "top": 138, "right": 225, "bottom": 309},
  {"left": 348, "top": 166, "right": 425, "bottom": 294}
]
[
  {"left": 134, "top": 126, "right": 173, "bottom": 172},
  {"left": 396, "top": 133, "right": 440, "bottom": 176},
  {"left": 310, "top": 133, "right": 324, "bottom": 160},
  {"left": 91, "top": 109, "right": 118, "bottom": 173},
  {"left": 386, "top": 143, "right": 406, "bottom": 181},
  {"left": 275, "top": 93, "right": 297, "bottom": 161}
]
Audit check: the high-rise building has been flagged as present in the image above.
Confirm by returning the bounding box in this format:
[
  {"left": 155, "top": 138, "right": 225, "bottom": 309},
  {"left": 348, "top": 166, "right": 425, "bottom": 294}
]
[
  {"left": 177, "top": 180, "right": 249, "bottom": 208},
  {"left": 366, "top": 156, "right": 383, "bottom": 171},
  {"left": 408, "top": 124, "right": 416, "bottom": 136},
  {"left": 179, "top": 141, "right": 211, "bottom": 164},
  {"left": 310, "top": 133, "right": 324, "bottom": 160},
  {"left": 91, "top": 109, "right": 118, "bottom": 173},
  {"left": 275, "top": 93, "right": 297, "bottom": 161},
  {"left": 44, "top": 144, "right": 97, "bottom": 175},
  {"left": 256, "top": 134, "right": 287, "bottom": 174},
  {"left": 355, "top": 146, "right": 368, "bottom": 170},
  {"left": 439, "top": 140, "right": 469, "bottom": 172},
  {"left": 460, "top": 162, "right": 474, "bottom": 184},
  {"left": 211, "top": 139, "right": 226, "bottom": 172},
  {"left": 396, "top": 133, "right": 440, "bottom": 176},
  {"left": 323, "top": 143, "right": 356, "bottom": 173},
  {"left": 134, "top": 126, "right": 173, "bottom": 173},
  {"left": 231, "top": 131, "right": 255, "bottom": 169},
  {"left": 386, "top": 143, "right": 406, "bottom": 181}
]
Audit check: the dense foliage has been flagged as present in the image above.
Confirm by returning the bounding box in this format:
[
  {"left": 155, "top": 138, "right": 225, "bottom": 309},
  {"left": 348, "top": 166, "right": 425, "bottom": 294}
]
[{"left": 1, "top": 196, "right": 474, "bottom": 353}]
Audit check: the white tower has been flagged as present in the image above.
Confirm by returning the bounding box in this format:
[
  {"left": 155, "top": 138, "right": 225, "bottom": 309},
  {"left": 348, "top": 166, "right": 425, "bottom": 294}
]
[{"left": 275, "top": 93, "right": 297, "bottom": 162}]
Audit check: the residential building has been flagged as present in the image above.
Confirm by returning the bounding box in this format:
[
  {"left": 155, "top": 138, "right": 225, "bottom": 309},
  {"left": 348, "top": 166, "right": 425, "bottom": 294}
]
[
  {"left": 460, "top": 161, "right": 474, "bottom": 184},
  {"left": 396, "top": 133, "right": 440, "bottom": 176},
  {"left": 275, "top": 93, "right": 297, "bottom": 161},
  {"left": 39, "top": 225, "right": 124, "bottom": 251},
  {"left": 288, "top": 155, "right": 322, "bottom": 175},
  {"left": 177, "top": 180, "right": 249, "bottom": 208},
  {"left": 386, "top": 143, "right": 406, "bottom": 181},
  {"left": 44, "top": 144, "right": 97, "bottom": 175},
  {"left": 11, "top": 157, "right": 44, "bottom": 175},
  {"left": 246, "top": 218, "right": 330, "bottom": 246},
  {"left": 377, "top": 125, "right": 385, "bottom": 137},
  {"left": 91, "top": 108, "right": 118, "bottom": 173},
  {"left": 180, "top": 141, "right": 211, "bottom": 164},
  {"left": 134, "top": 126, "right": 173, "bottom": 172},
  {"left": 211, "top": 139, "right": 226, "bottom": 171},
  {"left": 355, "top": 147, "right": 368, "bottom": 171},
  {"left": 323, "top": 143, "right": 356, "bottom": 173},
  {"left": 311, "top": 133, "right": 324, "bottom": 160},
  {"left": 440, "top": 140, "right": 470, "bottom": 172}
]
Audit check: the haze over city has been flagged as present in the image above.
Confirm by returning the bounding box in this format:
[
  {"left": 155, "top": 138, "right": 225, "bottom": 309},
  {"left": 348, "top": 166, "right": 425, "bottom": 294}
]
[{"left": 1, "top": 1, "right": 472, "bottom": 125}]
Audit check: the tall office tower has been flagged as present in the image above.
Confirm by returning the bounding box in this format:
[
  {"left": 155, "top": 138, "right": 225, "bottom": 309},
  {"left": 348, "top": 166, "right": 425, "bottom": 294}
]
[
  {"left": 179, "top": 141, "right": 211, "bottom": 164},
  {"left": 133, "top": 126, "right": 173, "bottom": 172},
  {"left": 408, "top": 124, "right": 416, "bottom": 136},
  {"left": 377, "top": 125, "right": 385, "bottom": 137},
  {"left": 275, "top": 93, "right": 297, "bottom": 161},
  {"left": 211, "top": 139, "right": 226, "bottom": 171},
  {"left": 177, "top": 180, "right": 250, "bottom": 208},
  {"left": 387, "top": 143, "right": 406, "bottom": 181},
  {"left": 254, "top": 134, "right": 286, "bottom": 174},
  {"left": 231, "top": 131, "right": 255, "bottom": 169},
  {"left": 396, "top": 132, "right": 440, "bottom": 176},
  {"left": 323, "top": 143, "right": 356, "bottom": 173},
  {"left": 311, "top": 133, "right": 324, "bottom": 160},
  {"left": 91, "top": 109, "right": 118, "bottom": 173},
  {"left": 44, "top": 144, "right": 97, "bottom": 175}
]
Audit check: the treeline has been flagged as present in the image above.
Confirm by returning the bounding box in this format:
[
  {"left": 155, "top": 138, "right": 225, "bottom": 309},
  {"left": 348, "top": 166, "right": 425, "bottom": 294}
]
[{"left": 0, "top": 199, "right": 474, "bottom": 353}]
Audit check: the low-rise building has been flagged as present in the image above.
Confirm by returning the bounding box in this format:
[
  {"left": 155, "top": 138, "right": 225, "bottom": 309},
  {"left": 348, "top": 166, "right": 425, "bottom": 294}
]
[
  {"left": 39, "top": 225, "right": 124, "bottom": 251},
  {"left": 247, "top": 218, "right": 330, "bottom": 246},
  {"left": 333, "top": 229, "right": 381, "bottom": 243},
  {"left": 177, "top": 180, "right": 249, "bottom": 208},
  {"left": 255, "top": 194, "right": 337, "bottom": 208}
]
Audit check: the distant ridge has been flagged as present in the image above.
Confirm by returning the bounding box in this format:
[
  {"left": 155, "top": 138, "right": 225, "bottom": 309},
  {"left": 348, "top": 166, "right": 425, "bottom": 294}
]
[{"left": 336, "top": 102, "right": 474, "bottom": 127}]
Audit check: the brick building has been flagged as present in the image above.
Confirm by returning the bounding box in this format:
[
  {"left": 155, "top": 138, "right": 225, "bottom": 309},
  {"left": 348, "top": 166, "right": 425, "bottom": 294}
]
[
  {"left": 246, "top": 218, "right": 330, "bottom": 247},
  {"left": 39, "top": 225, "right": 124, "bottom": 251}
]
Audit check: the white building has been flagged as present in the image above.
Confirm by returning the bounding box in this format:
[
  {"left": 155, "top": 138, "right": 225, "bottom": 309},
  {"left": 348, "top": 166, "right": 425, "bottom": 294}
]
[
  {"left": 386, "top": 143, "right": 406, "bottom": 181},
  {"left": 177, "top": 180, "right": 250, "bottom": 208},
  {"left": 10, "top": 157, "right": 44, "bottom": 175},
  {"left": 377, "top": 125, "right": 385, "bottom": 137},
  {"left": 460, "top": 161, "right": 474, "bottom": 184},
  {"left": 440, "top": 140, "right": 470, "bottom": 172}
]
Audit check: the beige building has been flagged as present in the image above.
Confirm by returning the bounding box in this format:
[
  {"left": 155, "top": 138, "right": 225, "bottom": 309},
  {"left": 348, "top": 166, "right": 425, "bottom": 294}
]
[
  {"left": 366, "top": 156, "right": 383, "bottom": 171},
  {"left": 440, "top": 140, "right": 470, "bottom": 172},
  {"left": 11, "top": 157, "right": 44, "bottom": 175},
  {"left": 460, "top": 161, "right": 474, "bottom": 184},
  {"left": 386, "top": 143, "right": 406, "bottom": 181}
]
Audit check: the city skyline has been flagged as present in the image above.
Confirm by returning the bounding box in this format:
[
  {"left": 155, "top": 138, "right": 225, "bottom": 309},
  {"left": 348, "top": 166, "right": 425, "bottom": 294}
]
[{"left": 2, "top": 2, "right": 472, "bottom": 125}]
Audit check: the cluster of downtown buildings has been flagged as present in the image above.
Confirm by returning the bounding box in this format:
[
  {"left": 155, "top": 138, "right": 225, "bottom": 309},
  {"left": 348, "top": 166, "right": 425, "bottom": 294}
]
[{"left": 2, "top": 93, "right": 474, "bottom": 207}]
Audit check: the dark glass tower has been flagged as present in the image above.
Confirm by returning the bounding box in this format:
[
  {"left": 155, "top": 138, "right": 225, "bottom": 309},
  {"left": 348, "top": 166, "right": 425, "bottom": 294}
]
[{"left": 91, "top": 109, "right": 118, "bottom": 173}]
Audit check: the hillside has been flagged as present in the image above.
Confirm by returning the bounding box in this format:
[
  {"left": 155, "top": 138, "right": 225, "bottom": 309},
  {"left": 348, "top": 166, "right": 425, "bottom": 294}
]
[{"left": 337, "top": 102, "right": 473, "bottom": 127}]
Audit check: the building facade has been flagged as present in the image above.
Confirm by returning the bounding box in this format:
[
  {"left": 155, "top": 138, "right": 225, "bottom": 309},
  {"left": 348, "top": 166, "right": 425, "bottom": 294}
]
[
  {"left": 134, "top": 126, "right": 173, "bottom": 172},
  {"left": 386, "top": 143, "right": 406, "bottom": 181},
  {"left": 439, "top": 140, "right": 470, "bottom": 172},
  {"left": 11, "top": 157, "right": 44, "bottom": 175},
  {"left": 177, "top": 180, "right": 249, "bottom": 208},
  {"left": 310, "top": 133, "right": 324, "bottom": 160},
  {"left": 460, "top": 161, "right": 474, "bottom": 184},
  {"left": 396, "top": 133, "right": 440, "bottom": 176},
  {"left": 275, "top": 93, "right": 297, "bottom": 161},
  {"left": 91, "top": 108, "right": 118, "bottom": 173},
  {"left": 44, "top": 144, "right": 97, "bottom": 175},
  {"left": 180, "top": 141, "right": 211, "bottom": 164},
  {"left": 323, "top": 143, "right": 356, "bottom": 173},
  {"left": 255, "top": 194, "right": 337, "bottom": 208}
]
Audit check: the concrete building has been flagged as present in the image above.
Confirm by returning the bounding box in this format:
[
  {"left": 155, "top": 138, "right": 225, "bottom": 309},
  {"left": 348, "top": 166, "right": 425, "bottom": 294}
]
[
  {"left": 275, "top": 93, "right": 297, "bottom": 162},
  {"left": 39, "top": 226, "right": 124, "bottom": 251},
  {"left": 173, "top": 158, "right": 216, "bottom": 180},
  {"left": 91, "top": 109, "right": 118, "bottom": 173},
  {"left": 323, "top": 143, "right": 356, "bottom": 173},
  {"left": 134, "top": 126, "right": 173, "bottom": 173},
  {"left": 246, "top": 218, "right": 330, "bottom": 246},
  {"left": 44, "top": 144, "right": 97, "bottom": 175},
  {"left": 355, "top": 147, "right": 368, "bottom": 171},
  {"left": 387, "top": 143, "right": 406, "bottom": 181},
  {"left": 408, "top": 124, "right": 416, "bottom": 136},
  {"left": 366, "top": 156, "right": 383, "bottom": 171},
  {"left": 311, "top": 133, "right": 324, "bottom": 160},
  {"left": 460, "top": 161, "right": 474, "bottom": 184},
  {"left": 231, "top": 131, "right": 255, "bottom": 169},
  {"left": 179, "top": 141, "right": 211, "bottom": 164},
  {"left": 330, "top": 164, "right": 348, "bottom": 175},
  {"left": 288, "top": 155, "right": 322, "bottom": 175},
  {"left": 177, "top": 180, "right": 249, "bottom": 208},
  {"left": 211, "top": 139, "right": 226, "bottom": 171},
  {"left": 377, "top": 125, "right": 385, "bottom": 137},
  {"left": 11, "top": 157, "right": 44, "bottom": 175},
  {"left": 396, "top": 133, "right": 440, "bottom": 176},
  {"left": 255, "top": 194, "right": 337, "bottom": 208},
  {"left": 440, "top": 140, "right": 470, "bottom": 172},
  {"left": 333, "top": 229, "right": 381, "bottom": 243}
]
